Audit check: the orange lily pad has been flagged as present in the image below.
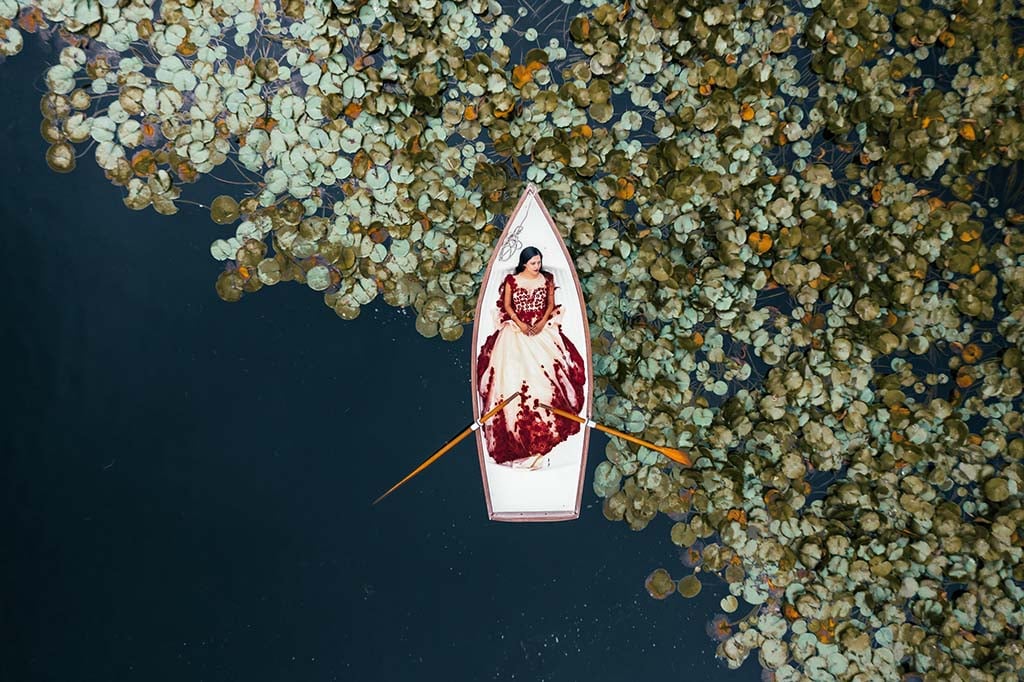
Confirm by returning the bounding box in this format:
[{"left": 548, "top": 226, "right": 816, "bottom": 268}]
[
  {"left": 615, "top": 177, "right": 635, "bottom": 200},
  {"left": 748, "top": 231, "right": 773, "bottom": 254}
]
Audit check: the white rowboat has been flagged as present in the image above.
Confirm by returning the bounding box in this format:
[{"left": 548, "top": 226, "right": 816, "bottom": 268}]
[{"left": 470, "top": 184, "right": 594, "bottom": 522}]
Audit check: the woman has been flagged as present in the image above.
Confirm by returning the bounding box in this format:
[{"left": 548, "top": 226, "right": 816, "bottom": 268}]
[{"left": 476, "top": 247, "right": 587, "bottom": 469}]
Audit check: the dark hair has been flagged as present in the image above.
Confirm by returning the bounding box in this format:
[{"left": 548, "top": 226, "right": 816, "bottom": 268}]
[{"left": 514, "top": 246, "right": 545, "bottom": 274}]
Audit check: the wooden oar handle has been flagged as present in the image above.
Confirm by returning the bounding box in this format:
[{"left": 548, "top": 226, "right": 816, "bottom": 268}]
[
  {"left": 540, "top": 403, "right": 584, "bottom": 423},
  {"left": 481, "top": 391, "right": 521, "bottom": 422},
  {"left": 537, "top": 403, "right": 692, "bottom": 467}
]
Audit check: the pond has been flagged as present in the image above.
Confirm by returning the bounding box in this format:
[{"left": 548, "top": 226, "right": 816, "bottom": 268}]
[{"left": 2, "top": 0, "right": 1023, "bottom": 679}]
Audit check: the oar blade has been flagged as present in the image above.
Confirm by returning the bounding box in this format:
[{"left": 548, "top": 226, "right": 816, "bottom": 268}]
[
  {"left": 373, "top": 392, "right": 522, "bottom": 505},
  {"left": 656, "top": 446, "right": 693, "bottom": 467},
  {"left": 372, "top": 426, "right": 471, "bottom": 505}
]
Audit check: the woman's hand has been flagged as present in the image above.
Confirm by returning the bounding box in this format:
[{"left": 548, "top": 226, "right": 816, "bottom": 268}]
[{"left": 516, "top": 320, "right": 530, "bottom": 334}]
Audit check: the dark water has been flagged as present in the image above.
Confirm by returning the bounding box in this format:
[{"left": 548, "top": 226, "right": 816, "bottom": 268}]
[{"left": 0, "top": 42, "right": 760, "bottom": 681}]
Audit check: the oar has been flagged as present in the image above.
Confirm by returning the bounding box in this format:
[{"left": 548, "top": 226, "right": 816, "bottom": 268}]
[
  {"left": 373, "top": 392, "right": 522, "bottom": 505},
  {"left": 538, "top": 403, "right": 693, "bottom": 467}
]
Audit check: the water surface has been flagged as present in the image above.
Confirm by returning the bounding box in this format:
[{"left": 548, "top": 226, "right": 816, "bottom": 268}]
[{"left": 0, "top": 41, "right": 758, "bottom": 682}]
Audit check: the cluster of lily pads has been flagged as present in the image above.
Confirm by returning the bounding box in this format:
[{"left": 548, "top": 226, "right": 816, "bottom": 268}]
[{"left": 6, "top": 0, "right": 1024, "bottom": 677}]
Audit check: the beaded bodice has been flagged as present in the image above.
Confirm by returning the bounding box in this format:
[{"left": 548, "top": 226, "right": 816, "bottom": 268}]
[{"left": 504, "top": 274, "right": 550, "bottom": 325}]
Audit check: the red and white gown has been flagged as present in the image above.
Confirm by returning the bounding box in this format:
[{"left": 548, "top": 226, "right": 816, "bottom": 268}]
[{"left": 476, "top": 272, "right": 587, "bottom": 465}]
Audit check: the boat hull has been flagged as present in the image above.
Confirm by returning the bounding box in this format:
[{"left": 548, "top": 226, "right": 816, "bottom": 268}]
[{"left": 470, "top": 185, "right": 594, "bottom": 522}]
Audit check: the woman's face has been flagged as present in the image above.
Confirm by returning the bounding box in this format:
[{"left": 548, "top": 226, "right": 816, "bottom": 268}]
[{"left": 525, "top": 255, "right": 542, "bottom": 273}]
